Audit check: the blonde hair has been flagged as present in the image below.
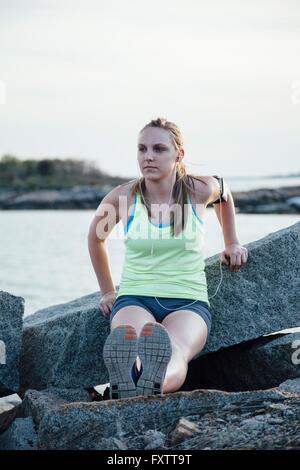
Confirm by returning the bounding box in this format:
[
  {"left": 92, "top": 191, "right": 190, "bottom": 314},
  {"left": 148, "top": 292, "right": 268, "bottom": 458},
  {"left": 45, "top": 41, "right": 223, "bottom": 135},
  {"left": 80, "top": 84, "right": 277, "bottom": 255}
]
[{"left": 123, "top": 117, "right": 208, "bottom": 236}]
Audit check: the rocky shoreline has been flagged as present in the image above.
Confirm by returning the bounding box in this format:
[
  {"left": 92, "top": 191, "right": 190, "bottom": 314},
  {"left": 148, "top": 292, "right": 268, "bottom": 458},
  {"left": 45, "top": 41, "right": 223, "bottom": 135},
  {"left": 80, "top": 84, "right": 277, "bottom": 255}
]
[
  {"left": 0, "top": 221, "right": 299, "bottom": 450},
  {"left": 0, "top": 184, "right": 299, "bottom": 213}
]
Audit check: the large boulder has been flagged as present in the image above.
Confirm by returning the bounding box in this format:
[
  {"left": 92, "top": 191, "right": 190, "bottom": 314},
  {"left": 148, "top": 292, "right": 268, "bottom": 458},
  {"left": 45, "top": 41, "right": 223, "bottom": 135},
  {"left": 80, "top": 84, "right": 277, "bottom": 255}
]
[
  {"left": 35, "top": 387, "right": 300, "bottom": 450},
  {"left": 3, "top": 384, "right": 298, "bottom": 450},
  {"left": 0, "top": 417, "right": 37, "bottom": 450},
  {"left": 182, "top": 332, "right": 300, "bottom": 392},
  {"left": 204, "top": 221, "right": 300, "bottom": 354},
  {"left": 20, "top": 292, "right": 108, "bottom": 392},
  {"left": 20, "top": 221, "right": 300, "bottom": 392},
  {"left": 20, "top": 388, "right": 92, "bottom": 426},
  {"left": 0, "top": 292, "right": 24, "bottom": 395}
]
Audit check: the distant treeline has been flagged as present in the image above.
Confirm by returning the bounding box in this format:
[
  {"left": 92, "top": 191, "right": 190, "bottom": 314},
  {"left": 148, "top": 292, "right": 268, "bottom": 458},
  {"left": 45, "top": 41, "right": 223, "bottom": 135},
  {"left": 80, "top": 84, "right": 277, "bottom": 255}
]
[{"left": 0, "top": 155, "right": 128, "bottom": 190}]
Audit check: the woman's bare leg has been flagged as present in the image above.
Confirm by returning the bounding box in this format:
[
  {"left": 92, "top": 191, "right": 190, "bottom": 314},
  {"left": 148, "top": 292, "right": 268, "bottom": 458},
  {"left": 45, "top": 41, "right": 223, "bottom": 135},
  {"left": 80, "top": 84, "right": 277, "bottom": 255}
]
[{"left": 161, "top": 310, "right": 209, "bottom": 393}]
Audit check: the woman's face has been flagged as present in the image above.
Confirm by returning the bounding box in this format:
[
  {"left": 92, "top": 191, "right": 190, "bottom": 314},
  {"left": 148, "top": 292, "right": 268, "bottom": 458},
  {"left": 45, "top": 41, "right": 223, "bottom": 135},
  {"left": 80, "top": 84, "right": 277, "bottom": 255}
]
[{"left": 137, "top": 127, "right": 178, "bottom": 180}]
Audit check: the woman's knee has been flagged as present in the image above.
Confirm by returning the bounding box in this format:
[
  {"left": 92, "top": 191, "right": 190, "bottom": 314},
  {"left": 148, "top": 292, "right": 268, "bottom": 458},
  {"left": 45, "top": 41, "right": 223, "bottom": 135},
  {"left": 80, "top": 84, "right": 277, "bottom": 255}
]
[
  {"left": 110, "top": 306, "right": 156, "bottom": 336},
  {"left": 162, "top": 342, "right": 188, "bottom": 393},
  {"left": 162, "top": 311, "right": 209, "bottom": 363}
]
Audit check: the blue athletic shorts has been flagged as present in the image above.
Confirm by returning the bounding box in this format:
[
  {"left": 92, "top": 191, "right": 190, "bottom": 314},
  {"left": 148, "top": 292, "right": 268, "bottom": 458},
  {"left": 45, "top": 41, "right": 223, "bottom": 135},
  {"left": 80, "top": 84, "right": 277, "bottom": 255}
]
[{"left": 109, "top": 294, "right": 212, "bottom": 337}]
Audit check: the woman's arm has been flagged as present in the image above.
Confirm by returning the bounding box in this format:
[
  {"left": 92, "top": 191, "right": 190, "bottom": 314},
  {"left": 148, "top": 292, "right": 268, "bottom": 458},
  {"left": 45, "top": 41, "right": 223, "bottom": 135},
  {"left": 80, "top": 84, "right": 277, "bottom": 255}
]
[
  {"left": 87, "top": 185, "right": 122, "bottom": 294},
  {"left": 208, "top": 177, "right": 248, "bottom": 271},
  {"left": 88, "top": 238, "right": 116, "bottom": 295},
  {"left": 212, "top": 191, "right": 240, "bottom": 247}
]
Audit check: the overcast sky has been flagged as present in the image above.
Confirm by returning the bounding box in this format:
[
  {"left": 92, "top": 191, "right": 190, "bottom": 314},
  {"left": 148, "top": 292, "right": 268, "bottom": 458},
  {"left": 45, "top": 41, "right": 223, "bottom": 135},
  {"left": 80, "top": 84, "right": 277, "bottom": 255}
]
[{"left": 0, "top": 0, "right": 299, "bottom": 178}]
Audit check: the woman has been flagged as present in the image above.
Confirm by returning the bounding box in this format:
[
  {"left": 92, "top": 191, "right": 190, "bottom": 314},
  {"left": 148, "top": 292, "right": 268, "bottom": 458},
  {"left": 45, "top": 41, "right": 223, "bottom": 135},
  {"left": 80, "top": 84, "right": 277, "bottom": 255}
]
[{"left": 88, "top": 117, "right": 248, "bottom": 400}]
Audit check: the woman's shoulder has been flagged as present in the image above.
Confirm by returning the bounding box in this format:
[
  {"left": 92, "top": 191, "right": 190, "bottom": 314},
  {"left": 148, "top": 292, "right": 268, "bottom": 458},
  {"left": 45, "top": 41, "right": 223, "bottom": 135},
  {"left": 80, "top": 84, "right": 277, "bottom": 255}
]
[
  {"left": 188, "top": 174, "right": 217, "bottom": 184},
  {"left": 116, "top": 179, "right": 138, "bottom": 206},
  {"left": 118, "top": 179, "right": 138, "bottom": 195},
  {"left": 97, "top": 180, "right": 136, "bottom": 212},
  {"left": 187, "top": 174, "right": 216, "bottom": 204}
]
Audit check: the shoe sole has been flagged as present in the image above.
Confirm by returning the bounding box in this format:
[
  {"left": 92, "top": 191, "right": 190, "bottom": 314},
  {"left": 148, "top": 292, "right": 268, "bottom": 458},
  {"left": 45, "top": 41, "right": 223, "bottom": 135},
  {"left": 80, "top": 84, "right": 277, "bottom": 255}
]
[
  {"left": 136, "top": 322, "right": 172, "bottom": 397},
  {"left": 103, "top": 325, "right": 138, "bottom": 399}
]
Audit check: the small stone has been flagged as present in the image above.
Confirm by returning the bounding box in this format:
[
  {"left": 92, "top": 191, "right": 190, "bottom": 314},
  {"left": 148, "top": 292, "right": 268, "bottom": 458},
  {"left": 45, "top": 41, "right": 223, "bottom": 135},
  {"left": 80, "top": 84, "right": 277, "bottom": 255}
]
[
  {"left": 279, "top": 378, "right": 300, "bottom": 395},
  {"left": 143, "top": 429, "right": 166, "bottom": 445},
  {"left": 215, "top": 418, "right": 227, "bottom": 424},
  {"left": 222, "top": 404, "right": 238, "bottom": 411},
  {"left": 254, "top": 414, "right": 266, "bottom": 421},
  {"left": 168, "top": 417, "right": 199, "bottom": 445},
  {"left": 267, "top": 418, "right": 284, "bottom": 425},
  {"left": 143, "top": 429, "right": 166, "bottom": 449},
  {"left": 240, "top": 417, "right": 265, "bottom": 431},
  {"left": 268, "top": 403, "right": 287, "bottom": 411},
  {"left": 145, "top": 438, "right": 166, "bottom": 450},
  {"left": 112, "top": 438, "right": 128, "bottom": 450}
]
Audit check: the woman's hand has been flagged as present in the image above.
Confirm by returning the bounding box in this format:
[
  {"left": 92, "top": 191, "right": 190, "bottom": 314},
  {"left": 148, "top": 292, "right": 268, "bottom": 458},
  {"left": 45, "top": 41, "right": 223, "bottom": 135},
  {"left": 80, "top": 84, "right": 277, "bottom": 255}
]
[
  {"left": 99, "top": 290, "right": 117, "bottom": 319},
  {"left": 220, "top": 243, "right": 248, "bottom": 272}
]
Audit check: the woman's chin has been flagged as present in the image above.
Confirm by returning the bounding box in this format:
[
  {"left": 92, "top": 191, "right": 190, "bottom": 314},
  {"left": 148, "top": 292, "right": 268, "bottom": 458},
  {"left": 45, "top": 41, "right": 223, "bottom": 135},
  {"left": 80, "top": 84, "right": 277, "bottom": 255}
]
[{"left": 142, "top": 172, "right": 160, "bottom": 179}]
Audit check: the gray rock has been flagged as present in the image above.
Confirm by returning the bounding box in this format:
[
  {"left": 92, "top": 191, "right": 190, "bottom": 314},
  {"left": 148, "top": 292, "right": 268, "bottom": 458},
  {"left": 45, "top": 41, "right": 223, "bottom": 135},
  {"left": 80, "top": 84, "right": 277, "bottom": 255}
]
[
  {"left": 173, "top": 395, "right": 300, "bottom": 450},
  {"left": 0, "top": 187, "right": 110, "bottom": 210},
  {"left": 21, "top": 388, "right": 92, "bottom": 426},
  {"left": 20, "top": 222, "right": 300, "bottom": 392},
  {"left": 244, "top": 202, "right": 299, "bottom": 214},
  {"left": 2, "top": 184, "right": 298, "bottom": 212},
  {"left": 278, "top": 378, "right": 300, "bottom": 395},
  {"left": 88, "top": 437, "right": 128, "bottom": 450},
  {"left": 143, "top": 430, "right": 166, "bottom": 449},
  {"left": 37, "top": 388, "right": 292, "bottom": 449},
  {"left": 232, "top": 186, "right": 300, "bottom": 214},
  {"left": 0, "top": 394, "right": 22, "bottom": 434},
  {"left": 168, "top": 417, "right": 199, "bottom": 445},
  {"left": 45, "top": 387, "right": 92, "bottom": 403},
  {"left": 204, "top": 221, "right": 300, "bottom": 355},
  {"left": 0, "top": 417, "right": 37, "bottom": 450},
  {"left": 287, "top": 196, "right": 300, "bottom": 209},
  {"left": 267, "top": 417, "right": 284, "bottom": 424},
  {"left": 240, "top": 416, "right": 265, "bottom": 431},
  {"left": 183, "top": 332, "right": 300, "bottom": 391},
  {"left": 0, "top": 291, "right": 24, "bottom": 395},
  {"left": 21, "top": 292, "right": 108, "bottom": 391}
]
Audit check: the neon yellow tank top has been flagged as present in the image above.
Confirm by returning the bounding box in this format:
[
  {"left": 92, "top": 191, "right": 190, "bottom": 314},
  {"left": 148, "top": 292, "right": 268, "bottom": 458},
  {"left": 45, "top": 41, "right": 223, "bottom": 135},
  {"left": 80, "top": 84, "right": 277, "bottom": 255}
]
[{"left": 116, "top": 191, "right": 210, "bottom": 306}]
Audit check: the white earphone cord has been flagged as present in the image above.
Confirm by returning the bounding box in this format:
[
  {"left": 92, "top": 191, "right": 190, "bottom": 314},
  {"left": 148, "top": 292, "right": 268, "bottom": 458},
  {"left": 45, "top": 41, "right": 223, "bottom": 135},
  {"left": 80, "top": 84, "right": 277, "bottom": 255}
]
[{"left": 136, "top": 160, "right": 224, "bottom": 311}]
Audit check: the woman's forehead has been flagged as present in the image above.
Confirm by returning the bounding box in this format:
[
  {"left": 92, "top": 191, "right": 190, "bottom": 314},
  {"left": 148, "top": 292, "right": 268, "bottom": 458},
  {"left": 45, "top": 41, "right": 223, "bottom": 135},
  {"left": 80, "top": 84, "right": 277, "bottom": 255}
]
[{"left": 138, "top": 127, "right": 172, "bottom": 145}]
